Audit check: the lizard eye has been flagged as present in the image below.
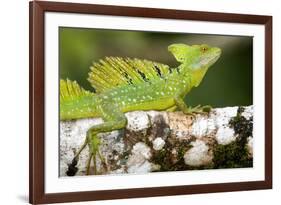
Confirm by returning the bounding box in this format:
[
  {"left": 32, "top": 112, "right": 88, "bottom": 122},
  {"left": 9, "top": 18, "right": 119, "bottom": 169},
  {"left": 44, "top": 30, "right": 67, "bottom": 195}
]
[{"left": 201, "top": 47, "right": 208, "bottom": 52}]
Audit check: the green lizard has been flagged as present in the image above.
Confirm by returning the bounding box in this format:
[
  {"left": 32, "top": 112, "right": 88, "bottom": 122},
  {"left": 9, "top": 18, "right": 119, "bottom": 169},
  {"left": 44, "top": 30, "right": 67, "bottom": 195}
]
[{"left": 60, "top": 43, "right": 221, "bottom": 176}]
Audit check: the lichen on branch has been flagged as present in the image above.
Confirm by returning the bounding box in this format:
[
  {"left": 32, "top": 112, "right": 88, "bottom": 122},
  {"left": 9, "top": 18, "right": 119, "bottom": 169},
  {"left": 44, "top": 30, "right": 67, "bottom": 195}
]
[{"left": 60, "top": 106, "right": 253, "bottom": 176}]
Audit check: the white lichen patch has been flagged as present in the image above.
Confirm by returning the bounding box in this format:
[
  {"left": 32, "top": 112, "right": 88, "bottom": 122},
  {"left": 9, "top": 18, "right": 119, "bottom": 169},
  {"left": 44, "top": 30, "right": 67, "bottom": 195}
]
[
  {"left": 242, "top": 106, "right": 253, "bottom": 120},
  {"left": 184, "top": 140, "right": 213, "bottom": 166},
  {"left": 216, "top": 127, "right": 236, "bottom": 145},
  {"left": 125, "top": 111, "right": 150, "bottom": 132},
  {"left": 152, "top": 137, "right": 165, "bottom": 150},
  {"left": 212, "top": 107, "right": 238, "bottom": 145},
  {"left": 127, "top": 160, "right": 152, "bottom": 174},
  {"left": 131, "top": 142, "right": 152, "bottom": 159},
  {"left": 213, "top": 107, "right": 238, "bottom": 125},
  {"left": 191, "top": 116, "right": 216, "bottom": 138},
  {"left": 127, "top": 142, "right": 152, "bottom": 173}
]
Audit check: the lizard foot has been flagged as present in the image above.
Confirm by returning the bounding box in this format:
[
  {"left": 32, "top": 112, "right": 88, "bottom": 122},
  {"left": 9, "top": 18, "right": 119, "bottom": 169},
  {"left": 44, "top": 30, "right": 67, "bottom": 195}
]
[
  {"left": 191, "top": 104, "right": 212, "bottom": 114},
  {"left": 87, "top": 132, "right": 109, "bottom": 175},
  {"left": 183, "top": 105, "right": 212, "bottom": 116}
]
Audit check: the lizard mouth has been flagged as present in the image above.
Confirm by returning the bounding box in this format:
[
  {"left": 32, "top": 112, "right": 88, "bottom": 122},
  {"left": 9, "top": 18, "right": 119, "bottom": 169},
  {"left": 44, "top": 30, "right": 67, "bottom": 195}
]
[
  {"left": 200, "top": 52, "right": 221, "bottom": 67},
  {"left": 209, "top": 48, "right": 222, "bottom": 65}
]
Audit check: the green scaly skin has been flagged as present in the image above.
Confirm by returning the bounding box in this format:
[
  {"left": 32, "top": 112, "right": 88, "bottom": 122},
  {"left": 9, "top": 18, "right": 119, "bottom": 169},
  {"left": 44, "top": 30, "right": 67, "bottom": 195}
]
[{"left": 61, "top": 44, "right": 222, "bottom": 175}]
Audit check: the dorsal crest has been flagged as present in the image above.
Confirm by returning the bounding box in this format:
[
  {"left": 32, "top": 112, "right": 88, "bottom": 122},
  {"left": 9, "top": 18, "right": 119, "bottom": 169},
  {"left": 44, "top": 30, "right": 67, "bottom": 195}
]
[
  {"left": 60, "top": 79, "right": 94, "bottom": 103},
  {"left": 88, "top": 57, "right": 171, "bottom": 93}
]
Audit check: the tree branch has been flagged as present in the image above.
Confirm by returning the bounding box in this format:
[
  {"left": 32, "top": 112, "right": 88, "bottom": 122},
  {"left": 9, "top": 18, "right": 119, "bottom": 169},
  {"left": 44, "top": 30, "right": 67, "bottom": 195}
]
[{"left": 60, "top": 106, "right": 253, "bottom": 176}]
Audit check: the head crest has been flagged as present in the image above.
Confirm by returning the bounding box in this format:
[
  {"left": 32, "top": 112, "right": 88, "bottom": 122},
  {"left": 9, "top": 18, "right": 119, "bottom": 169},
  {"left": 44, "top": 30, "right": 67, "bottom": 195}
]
[{"left": 168, "top": 44, "right": 191, "bottom": 63}]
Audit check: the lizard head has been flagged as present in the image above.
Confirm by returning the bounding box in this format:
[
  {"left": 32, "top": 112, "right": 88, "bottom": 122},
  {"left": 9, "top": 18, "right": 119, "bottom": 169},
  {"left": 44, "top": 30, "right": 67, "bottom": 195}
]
[
  {"left": 168, "top": 43, "right": 222, "bottom": 87},
  {"left": 168, "top": 43, "right": 221, "bottom": 69}
]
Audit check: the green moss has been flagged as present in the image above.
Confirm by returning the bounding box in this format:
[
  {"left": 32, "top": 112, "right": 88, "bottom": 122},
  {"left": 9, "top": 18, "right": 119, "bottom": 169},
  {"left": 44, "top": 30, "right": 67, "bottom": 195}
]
[
  {"left": 213, "top": 107, "right": 253, "bottom": 169},
  {"left": 151, "top": 139, "right": 192, "bottom": 171},
  {"left": 152, "top": 148, "right": 171, "bottom": 171},
  {"left": 177, "top": 143, "right": 193, "bottom": 160}
]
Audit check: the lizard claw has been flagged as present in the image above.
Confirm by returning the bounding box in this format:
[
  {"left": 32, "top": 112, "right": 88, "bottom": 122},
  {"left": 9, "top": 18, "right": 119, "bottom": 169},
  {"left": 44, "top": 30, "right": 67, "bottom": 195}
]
[
  {"left": 87, "top": 132, "right": 109, "bottom": 175},
  {"left": 183, "top": 105, "right": 212, "bottom": 116},
  {"left": 189, "top": 105, "right": 212, "bottom": 114}
]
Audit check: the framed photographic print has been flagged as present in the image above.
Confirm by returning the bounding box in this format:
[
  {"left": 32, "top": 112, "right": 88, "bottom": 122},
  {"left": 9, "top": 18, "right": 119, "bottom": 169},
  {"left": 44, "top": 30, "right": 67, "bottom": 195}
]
[{"left": 29, "top": 1, "right": 272, "bottom": 204}]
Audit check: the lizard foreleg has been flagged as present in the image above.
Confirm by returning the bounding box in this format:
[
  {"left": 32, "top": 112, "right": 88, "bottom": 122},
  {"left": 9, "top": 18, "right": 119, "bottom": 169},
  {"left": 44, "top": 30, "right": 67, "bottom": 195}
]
[{"left": 174, "top": 96, "right": 190, "bottom": 114}]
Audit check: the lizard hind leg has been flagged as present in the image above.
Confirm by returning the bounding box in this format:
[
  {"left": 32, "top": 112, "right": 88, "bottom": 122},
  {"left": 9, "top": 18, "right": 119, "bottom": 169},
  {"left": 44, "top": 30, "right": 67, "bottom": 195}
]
[{"left": 86, "top": 102, "right": 127, "bottom": 175}]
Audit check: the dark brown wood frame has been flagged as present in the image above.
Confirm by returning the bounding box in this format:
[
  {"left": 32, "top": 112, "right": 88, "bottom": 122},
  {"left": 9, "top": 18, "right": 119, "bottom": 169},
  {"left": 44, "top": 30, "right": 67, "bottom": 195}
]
[{"left": 29, "top": 1, "right": 272, "bottom": 204}]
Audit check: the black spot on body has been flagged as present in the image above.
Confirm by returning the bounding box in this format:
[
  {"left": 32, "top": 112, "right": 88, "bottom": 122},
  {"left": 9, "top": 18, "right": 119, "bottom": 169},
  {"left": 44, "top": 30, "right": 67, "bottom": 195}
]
[
  {"left": 123, "top": 72, "right": 134, "bottom": 85},
  {"left": 123, "top": 72, "right": 129, "bottom": 79},
  {"left": 127, "top": 79, "right": 133, "bottom": 85},
  {"left": 154, "top": 65, "right": 163, "bottom": 78},
  {"left": 137, "top": 69, "right": 149, "bottom": 82}
]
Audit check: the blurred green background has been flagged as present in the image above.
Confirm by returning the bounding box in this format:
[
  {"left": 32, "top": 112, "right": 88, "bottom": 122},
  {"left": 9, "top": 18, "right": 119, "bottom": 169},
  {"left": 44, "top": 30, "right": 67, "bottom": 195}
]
[{"left": 59, "top": 27, "right": 253, "bottom": 107}]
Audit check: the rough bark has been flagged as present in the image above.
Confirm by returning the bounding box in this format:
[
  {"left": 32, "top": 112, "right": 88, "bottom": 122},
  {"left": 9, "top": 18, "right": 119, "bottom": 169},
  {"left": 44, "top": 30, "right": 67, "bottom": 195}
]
[{"left": 60, "top": 106, "right": 253, "bottom": 176}]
